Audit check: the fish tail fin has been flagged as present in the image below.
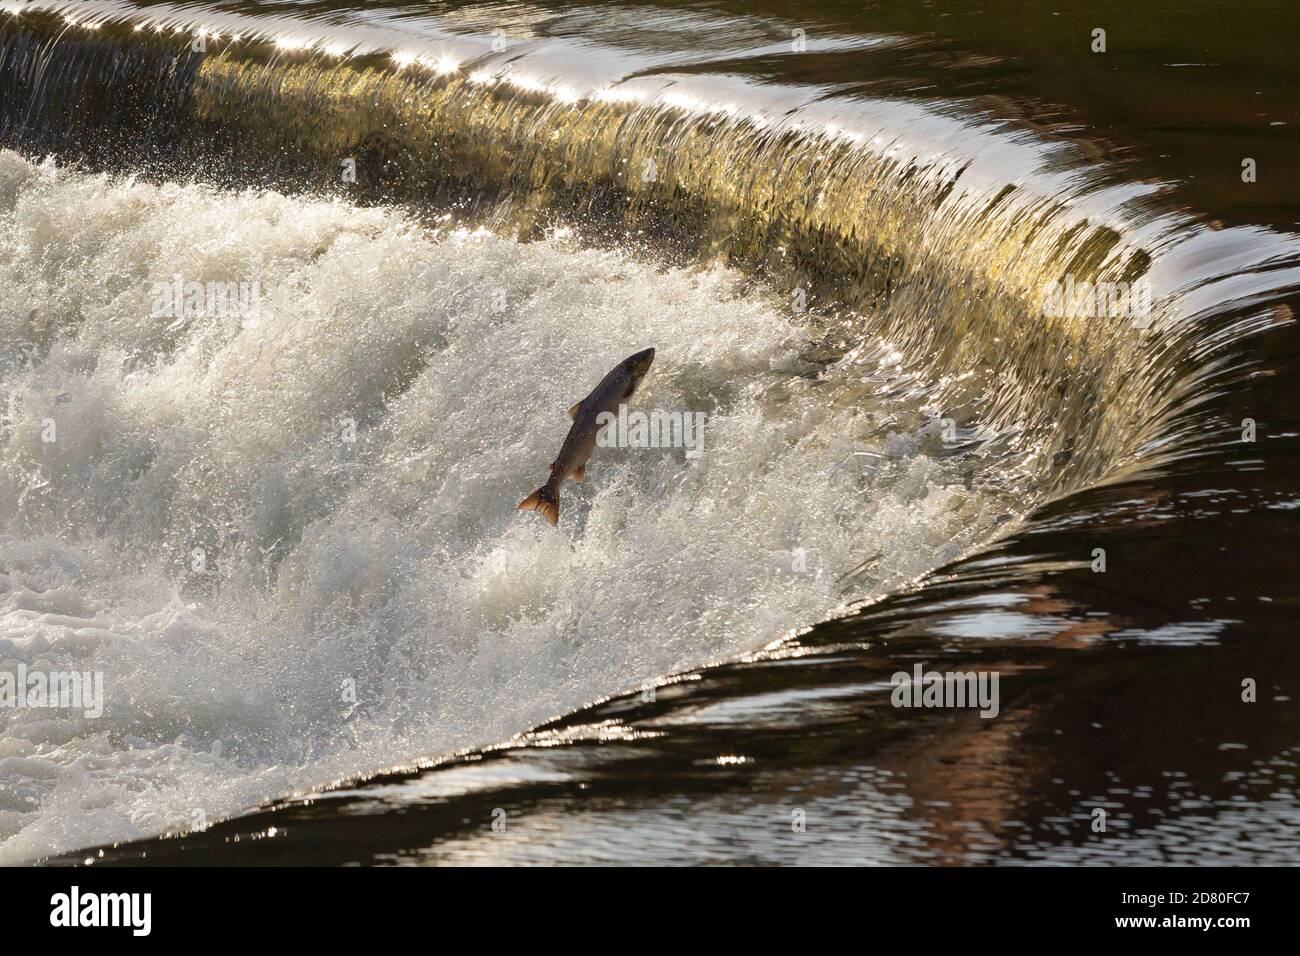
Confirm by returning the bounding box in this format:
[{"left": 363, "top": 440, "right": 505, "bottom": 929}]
[{"left": 517, "top": 483, "right": 560, "bottom": 526}]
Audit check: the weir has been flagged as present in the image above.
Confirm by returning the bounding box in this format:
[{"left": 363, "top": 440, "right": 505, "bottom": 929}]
[
  {"left": 5, "top": 4, "right": 1288, "bottom": 500},
  {"left": 3, "top": 0, "right": 1299, "bottom": 867}
]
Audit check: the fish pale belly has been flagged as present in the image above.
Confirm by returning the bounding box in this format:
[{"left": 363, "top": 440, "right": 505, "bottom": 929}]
[
  {"left": 553, "top": 378, "right": 627, "bottom": 479},
  {"left": 553, "top": 413, "right": 603, "bottom": 479}
]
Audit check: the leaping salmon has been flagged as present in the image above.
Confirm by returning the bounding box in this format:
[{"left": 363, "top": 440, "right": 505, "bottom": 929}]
[{"left": 517, "top": 348, "right": 656, "bottom": 525}]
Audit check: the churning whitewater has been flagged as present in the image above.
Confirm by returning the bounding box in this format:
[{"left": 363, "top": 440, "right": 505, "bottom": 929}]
[{"left": 0, "top": 151, "right": 1025, "bottom": 862}]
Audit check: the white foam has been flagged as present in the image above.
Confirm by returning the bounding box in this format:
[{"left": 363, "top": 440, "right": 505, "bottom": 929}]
[{"left": 0, "top": 151, "right": 1022, "bottom": 862}]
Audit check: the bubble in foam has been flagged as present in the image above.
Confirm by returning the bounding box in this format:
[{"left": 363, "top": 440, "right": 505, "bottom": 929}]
[{"left": 0, "top": 151, "right": 1024, "bottom": 862}]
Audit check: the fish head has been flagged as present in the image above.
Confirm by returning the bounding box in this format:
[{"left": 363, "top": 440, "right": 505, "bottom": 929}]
[{"left": 624, "top": 347, "right": 656, "bottom": 383}]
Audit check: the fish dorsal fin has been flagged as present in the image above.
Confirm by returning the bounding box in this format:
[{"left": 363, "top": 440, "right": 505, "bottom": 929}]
[
  {"left": 568, "top": 400, "right": 583, "bottom": 419},
  {"left": 573, "top": 464, "right": 586, "bottom": 481}
]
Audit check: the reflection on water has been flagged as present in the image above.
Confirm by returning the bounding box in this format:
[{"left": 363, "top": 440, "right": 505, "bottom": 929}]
[
  {"left": 57, "top": 596, "right": 1300, "bottom": 865},
  {"left": 3, "top": 0, "right": 1298, "bottom": 865}
]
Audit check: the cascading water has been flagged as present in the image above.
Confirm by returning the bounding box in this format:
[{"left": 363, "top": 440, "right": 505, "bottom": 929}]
[
  {"left": 1, "top": 147, "right": 1033, "bottom": 860},
  {"left": 2, "top": 1, "right": 1298, "bottom": 865}
]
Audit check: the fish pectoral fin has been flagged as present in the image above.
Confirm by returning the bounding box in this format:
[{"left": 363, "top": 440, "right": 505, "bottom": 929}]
[
  {"left": 573, "top": 464, "right": 586, "bottom": 481},
  {"left": 567, "top": 400, "right": 583, "bottom": 420}
]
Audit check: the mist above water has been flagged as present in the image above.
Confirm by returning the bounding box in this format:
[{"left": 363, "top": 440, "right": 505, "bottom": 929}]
[
  {"left": 0, "top": 151, "right": 1024, "bottom": 862},
  {"left": 4, "top": 0, "right": 1297, "bottom": 868}
]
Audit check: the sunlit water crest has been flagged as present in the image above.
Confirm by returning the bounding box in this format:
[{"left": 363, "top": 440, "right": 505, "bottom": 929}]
[{"left": 1, "top": 0, "right": 1297, "bottom": 866}]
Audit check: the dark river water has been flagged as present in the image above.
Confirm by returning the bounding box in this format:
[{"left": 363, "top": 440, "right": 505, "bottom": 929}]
[{"left": 1, "top": 0, "right": 1297, "bottom": 864}]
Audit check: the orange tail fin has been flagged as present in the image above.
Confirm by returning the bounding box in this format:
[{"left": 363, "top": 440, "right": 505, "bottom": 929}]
[{"left": 517, "top": 483, "right": 560, "bottom": 526}]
